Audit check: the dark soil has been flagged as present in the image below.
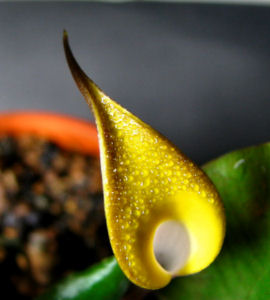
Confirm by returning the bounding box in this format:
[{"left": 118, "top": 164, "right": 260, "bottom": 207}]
[{"left": 0, "top": 135, "right": 111, "bottom": 299}]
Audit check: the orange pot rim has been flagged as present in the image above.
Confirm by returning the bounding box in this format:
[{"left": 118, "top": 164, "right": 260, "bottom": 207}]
[{"left": 0, "top": 110, "right": 99, "bottom": 156}]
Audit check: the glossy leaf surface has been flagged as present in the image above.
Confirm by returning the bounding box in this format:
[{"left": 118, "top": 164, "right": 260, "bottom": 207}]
[{"left": 36, "top": 256, "right": 128, "bottom": 300}]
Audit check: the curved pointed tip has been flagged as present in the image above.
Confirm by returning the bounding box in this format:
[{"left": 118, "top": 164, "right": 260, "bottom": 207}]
[
  {"left": 62, "top": 31, "right": 109, "bottom": 121},
  {"left": 62, "top": 30, "right": 79, "bottom": 77},
  {"left": 62, "top": 30, "right": 93, "bottom": 103},
  {"left": 63, "top": 29, "right": 68, "bottom": 39},
  {"left": 63, "top": 30, "right": 69, "bottom": 52}
]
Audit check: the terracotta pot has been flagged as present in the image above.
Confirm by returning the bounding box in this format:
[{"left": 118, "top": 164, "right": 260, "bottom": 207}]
[{"left": 0, "top": 111, "right": 99, "bottom": 156}]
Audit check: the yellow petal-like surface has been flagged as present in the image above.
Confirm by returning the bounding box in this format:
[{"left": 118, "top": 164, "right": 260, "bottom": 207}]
[{"left": 63, "top": 32, "right": 225, "bottom": 290}]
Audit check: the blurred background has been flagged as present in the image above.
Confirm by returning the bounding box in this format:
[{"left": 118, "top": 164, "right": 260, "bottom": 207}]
[
  {"left": 0, "top": 2, "right": 270, "bottom": 300},
  {"left": 0, "top": 1, "right": 270, "bottom": 164}
]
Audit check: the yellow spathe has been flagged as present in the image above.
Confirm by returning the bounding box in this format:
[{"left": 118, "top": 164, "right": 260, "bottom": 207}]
[{"left": 63, "top": 32, "right": 225, "bottom": 290}]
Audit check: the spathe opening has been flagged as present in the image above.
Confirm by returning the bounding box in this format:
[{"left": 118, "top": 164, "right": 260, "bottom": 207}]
[{"left": 153, "top": 220, "right": 191, "bottom": 274}]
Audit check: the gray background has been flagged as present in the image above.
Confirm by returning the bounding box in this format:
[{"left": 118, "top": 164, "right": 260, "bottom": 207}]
[{"left": 0, "top": 2, "right": 269, "bottom": 164}]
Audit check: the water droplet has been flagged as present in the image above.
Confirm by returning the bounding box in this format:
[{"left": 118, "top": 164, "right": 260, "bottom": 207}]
[
  {"left": 124, "top": 234, "right": 131, "bottom": 240},
  {"left": 134, "top": 210, "right": 141, "bottom": 217}
]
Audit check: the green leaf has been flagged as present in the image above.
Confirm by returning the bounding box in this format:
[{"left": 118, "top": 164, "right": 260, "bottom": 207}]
[
  {"left": 158, "top": 142, "right": 270, "bottom": 299},
  {"left": 36, "top": 256, "right": 129, "bottom": 300}
]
